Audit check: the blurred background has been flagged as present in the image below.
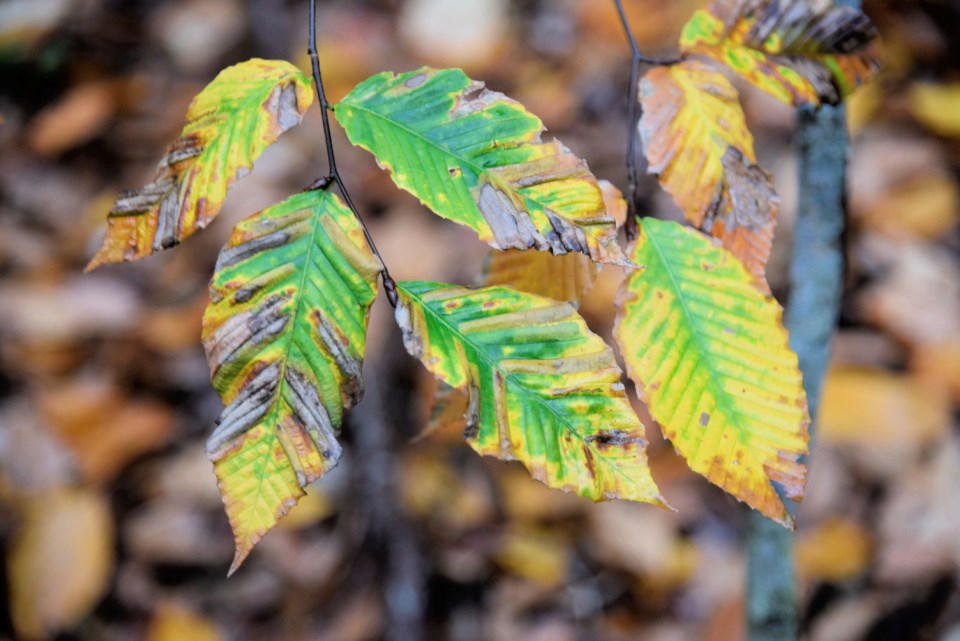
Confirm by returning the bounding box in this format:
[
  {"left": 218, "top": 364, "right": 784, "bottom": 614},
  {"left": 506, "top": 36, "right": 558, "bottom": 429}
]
[{"left": 1, "top": 0, "right": 959, "bottom": 639}]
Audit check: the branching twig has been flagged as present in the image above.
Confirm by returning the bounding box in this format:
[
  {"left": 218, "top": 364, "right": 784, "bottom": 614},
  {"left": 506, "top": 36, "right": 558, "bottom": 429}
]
[
  {"left": 308, "top": 0, "right": 398, "bottom": 307},
  {"left": 612, "top": 0, "right": 681, "bottom": 241}
]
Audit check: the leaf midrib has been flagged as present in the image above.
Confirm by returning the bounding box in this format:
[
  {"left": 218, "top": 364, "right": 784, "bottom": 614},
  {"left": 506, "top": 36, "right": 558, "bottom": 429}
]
[
  {"left": 229, "top": 193, "right": 331, "bottom": 541},
  {"left": 401, "top": 284, "right": 643, "bottom": 486},
  {"left": 340, "top": 99, "right": 594, "bottom": 236},
  {"left": 642, "top": 225, "right": 757, "bottom": 446}
]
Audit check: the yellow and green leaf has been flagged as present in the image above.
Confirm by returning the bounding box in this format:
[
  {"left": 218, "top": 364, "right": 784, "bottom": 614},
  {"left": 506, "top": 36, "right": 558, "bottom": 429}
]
[
  {"left": 614, "top": 218, "right": 808, "bottom": 527},
  {"left": 396, "top": 280, "right": 668, "bottom": 506},
  {"left": 680, "top": 3, "right": 881, "bottom": 106},
  {"left": 202, "top": 189, "right": 382, "bottom": 573},
  {"left": 88, "top": 59, "right": 313, "bottom": 269},
  {"left": 335, "top": 68, "right": 627, "bottom": 266},
  {"left": 639, "top": 60, "right": 777, "bottom": 286}
]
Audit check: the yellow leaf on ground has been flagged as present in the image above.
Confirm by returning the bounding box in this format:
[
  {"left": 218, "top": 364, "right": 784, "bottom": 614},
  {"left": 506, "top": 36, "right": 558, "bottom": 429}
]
[
  {"left": 495, "top": 527, "right": 569, "bottom": 588},
  {"left": 909, "top": 82, "right": 960, "bottom": 137},
  {"left": 147, "top": 602, "right": 224, "bottom": 641},
  {"left": 8, "top": 488, "right": 114, "bottom": 640},
  {"left": 819, "top": 367, "right": 950, "bottom": 447},
  {"left": 796, "top": 518, "right": 872, "bottom": 582}
]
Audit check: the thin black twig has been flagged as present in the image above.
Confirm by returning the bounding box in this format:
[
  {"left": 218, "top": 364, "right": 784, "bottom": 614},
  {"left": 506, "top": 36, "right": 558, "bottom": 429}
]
[
  {"left": 308, "top": 0, "right": 398, "bottom": 307},
  {"left": 612, "top": 0, "right": 680, "bottom": 241}
]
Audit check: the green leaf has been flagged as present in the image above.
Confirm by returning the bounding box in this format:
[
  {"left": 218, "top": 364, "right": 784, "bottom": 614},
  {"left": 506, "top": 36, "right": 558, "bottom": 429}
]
[
  {"left": 395, "top": 280, "right": 668, "bottom": 506},
  {"left": 336, "top": 67, "right": 627, "bottom": 265},
  {"left": 88, "top": 59, "right": 313, "bottom": 269},
  {"left": 614, "top": 218, "right": 808, "bottom": 527},
  {"left": 202, "top": 189, "right": 382, "bottom": 573}
]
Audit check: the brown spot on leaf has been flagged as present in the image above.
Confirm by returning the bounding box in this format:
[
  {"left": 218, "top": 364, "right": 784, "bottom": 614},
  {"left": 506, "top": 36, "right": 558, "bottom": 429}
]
[
  {"left": 699, "top": 411, "right": 710, "bottom": 427},
  {"left": 582, "top": 443, "right": 597, "bottom": 479},
  {"left": 585, "top": 430, "right": 638, "bottom": 450}
]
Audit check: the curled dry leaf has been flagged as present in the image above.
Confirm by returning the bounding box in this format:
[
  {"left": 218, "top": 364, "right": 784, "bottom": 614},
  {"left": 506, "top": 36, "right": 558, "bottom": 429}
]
[
  {"left": 336, "top": 67, "right": 627, "bottom": 265},
  {"left": 480, "top": 180, "right": 626, "bottom": 308},
  {"left": 87, "top": 59, "right": 312, "bottom": 269},
  {"left": 202, "top": 189, "right": 382, "bottom": 573},
  {"left": 396, "top": 281, "right": 668, "bottom": 507},
  {"left": 640, "top": 60, "right": 777, "bottom": 286},
  {"left": 681, "top": 0, "right": 881, "bottom": 106},
  {"left": 614, "top": 219, "right": 809, "bottom": 527}
]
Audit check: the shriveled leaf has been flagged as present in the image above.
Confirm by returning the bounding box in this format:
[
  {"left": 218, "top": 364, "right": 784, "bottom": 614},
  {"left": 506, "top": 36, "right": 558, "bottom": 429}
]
[
  {"left": 614, "top": 218, "right": 808, "bottom": 526},
  {"left": 680, "top": 2, "right": 881, "bottom": 106},
  {"left": 87, "top": 59, "right": 313, "bottom": 269},
  {"left": 201, "top": 189, "right": 382, "bottom": 573},
  {"left": 480, "top": 179, "right": 626, "bottom": 306},
  {"left": 396, "top": 280, "right": 668, "bottom": 506},
  {"left": 639, "top": 60, "right": 777, "bottom": 285},
  {"left": 336, "top": 67, "right": 627, "bottom": 265}
]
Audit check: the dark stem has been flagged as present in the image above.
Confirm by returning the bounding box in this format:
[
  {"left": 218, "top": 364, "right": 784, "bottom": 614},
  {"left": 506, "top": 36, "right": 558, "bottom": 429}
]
[
  {"left": 612, "top": 0, "right": 681, "bottom": 241},
  {"left": 308, "top": 0, "right": 397, "bottom": 307},
  {"left": 744, "top": 73, "right": 852, "bottom": 641}
]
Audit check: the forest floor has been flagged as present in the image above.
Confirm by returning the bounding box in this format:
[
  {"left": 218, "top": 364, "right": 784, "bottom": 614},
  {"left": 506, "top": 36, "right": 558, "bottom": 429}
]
[{"left": 1, "top": 0, "right": 959, "bottom": 639}]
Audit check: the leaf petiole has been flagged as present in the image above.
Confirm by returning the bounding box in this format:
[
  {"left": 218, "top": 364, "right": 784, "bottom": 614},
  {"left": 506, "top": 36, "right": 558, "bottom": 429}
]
[{"left": 307, "top": 0, "right": 397, "bottom": 307}]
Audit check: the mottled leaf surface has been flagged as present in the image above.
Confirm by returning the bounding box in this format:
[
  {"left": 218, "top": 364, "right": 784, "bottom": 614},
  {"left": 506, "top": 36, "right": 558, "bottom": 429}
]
[
  {"left": 336, "top": 67, "right": 626, "bottom": 265},
  {"left": 88, "top": 59, "right": 312, "bottom": 269},
  {"left": 396, "top": 281, "right": 667, "bottom": 506},
  {"left": 639, "top": 61, "right": 777, "bottom": 285},
  {"left": 614, "top": 219, "right": 808, "bottom": 526},
  {"left": 680, "top": 2, "right": 881, "bottom": 106},
  {"left": 202, "top": 189, "right": 382, "bottom": 573}
]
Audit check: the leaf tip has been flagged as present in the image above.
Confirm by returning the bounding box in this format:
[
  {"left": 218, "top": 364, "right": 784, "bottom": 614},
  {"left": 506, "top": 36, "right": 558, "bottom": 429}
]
[{"left": 226, "top": 544, "right": 252, "bottom": 577}]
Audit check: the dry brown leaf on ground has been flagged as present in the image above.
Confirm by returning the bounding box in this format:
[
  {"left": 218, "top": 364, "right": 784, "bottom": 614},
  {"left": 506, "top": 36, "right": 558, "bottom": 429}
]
[
  {"left": 26, "top": 80, "right": 121, "bottom": 156},
  {"left": 854, "top": 235, "right": 960, "bottom": 346},
  {"left": 36, "top": 377, "right": 174, "bottom": 484},
  {"left": 858, "top": 172, "right": 959, "bottom": 239}
]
